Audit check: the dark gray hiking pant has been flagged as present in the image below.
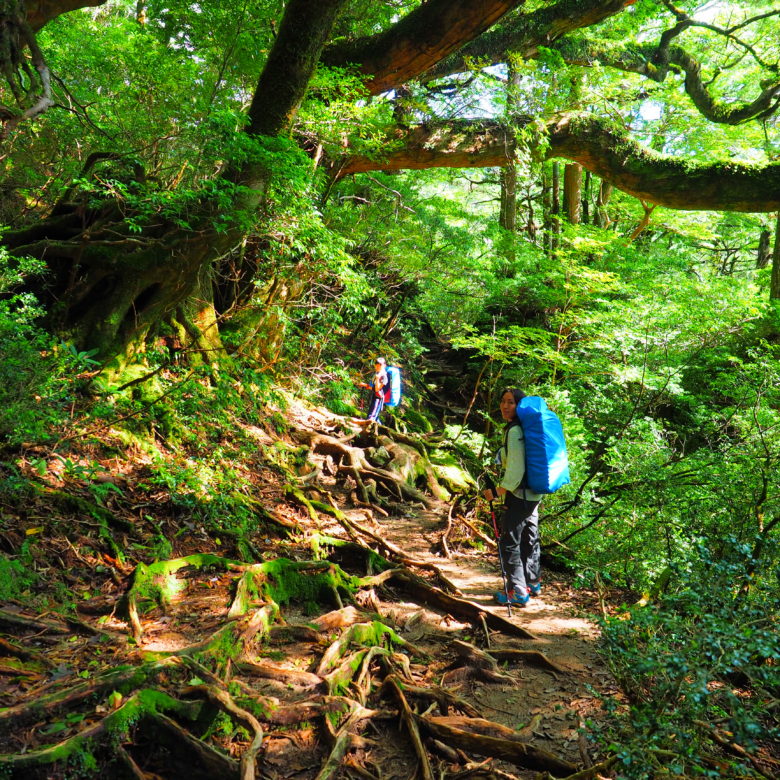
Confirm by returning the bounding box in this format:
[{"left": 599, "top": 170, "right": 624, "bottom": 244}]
[{"left": 500, "top": 492, "right": 541, "bottom": 594}]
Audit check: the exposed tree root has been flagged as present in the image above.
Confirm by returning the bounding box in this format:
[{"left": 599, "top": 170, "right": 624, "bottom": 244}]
[
  {"left": 0, "top": 608, "right": 103, "bottom": 638},
  {"left": 185, "top": 684, "right": 264, "bottom": 780},
  {"left": 237, "top": 660, "right": 323, "bottom": 689},
  {"left": 149, "top": 710, "right": 240, "bottom": 777},
  {"left": 387, "top": 570, "right": 537, "bottom": 640},
  {"left": 489, "top": 647, "right": 567, "bottom": 675},
  {"left": 418, "top": 715, "right": 579, "bottom": 776},
  {"left": 0, "top": 689, "right": 202, "bottom": 775},
  {"left": 450, "top": 640, "right": 516, "bottom": 684},
  {"left": 293, "top": 428, "right": 437, "bottom": 508},
  {"left": 332, "top": 511, "right": 462, "bottom": 594},
  {"left": 385, "top": 674, "right": 435, "bottom": 780},
  {"left": 0, "top": 657, "right": 182, "bottom": 729}
]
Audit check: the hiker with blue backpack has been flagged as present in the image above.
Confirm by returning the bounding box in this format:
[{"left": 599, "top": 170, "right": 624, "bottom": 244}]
[
  {"left": 357, "top": 358, "right": 402, "bottom": 423},
  {"left": 483, "top": 388, "right": 570, "bottom": 607}
]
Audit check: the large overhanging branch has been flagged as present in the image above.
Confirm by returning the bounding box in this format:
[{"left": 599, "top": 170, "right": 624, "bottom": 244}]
[
  {"left": 320, "top": 0, "right": 529, "bottom": 95},
  {"left": 332, "top": 114, "right": 780, "bottom": 213},
  {"left": 22, "top": 0, "right": 107, "bottom": 31},
  {"left": 419, "top": 0, "right": 634, "bottom": 83}
]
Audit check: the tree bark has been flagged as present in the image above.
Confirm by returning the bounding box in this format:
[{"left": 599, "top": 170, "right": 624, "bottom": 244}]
[
  {"left": 22, "top": 0, "right": 107, "bottom": 32},
  {"left": 321, "top": 0, "right": 526, "bottom": 95},
  {"left": 563, "top": 163, "right": 582, "bottom": 224},
  {"left": 757, "top": 227, "right": 771, "bottom": 269},
  {"left": 771, "top": 212, "right": 780, "bottom": 301},
  {"left": 417, "top": 0, "right": 633, "bottom": 85}
]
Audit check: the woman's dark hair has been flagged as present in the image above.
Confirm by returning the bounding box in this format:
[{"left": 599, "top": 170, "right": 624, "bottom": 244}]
[{"left": 500, "top": 387, "right": 526, "bottom": 405}]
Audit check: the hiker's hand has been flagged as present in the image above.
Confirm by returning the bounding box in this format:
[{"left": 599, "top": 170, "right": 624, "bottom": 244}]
[{"left": 482, "top": 488, "right": 495, "bottom": 501}]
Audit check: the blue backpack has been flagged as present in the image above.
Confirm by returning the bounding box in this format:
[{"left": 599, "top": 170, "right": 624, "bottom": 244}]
[
  {"left": 512, "top": 395, "right": 570, "bottom": 494},
  {"left": 383, "top": 365, "right": 402, "bottom": 407}
]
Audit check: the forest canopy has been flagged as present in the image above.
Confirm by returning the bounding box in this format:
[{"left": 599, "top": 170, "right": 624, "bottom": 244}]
[{"left": 1, "top": 0, "right": 779, "bottom": 364}]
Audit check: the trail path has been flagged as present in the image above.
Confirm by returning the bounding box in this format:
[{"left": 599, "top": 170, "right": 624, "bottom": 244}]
[{"left": 316, "top": 500, "right": 619, "bottom": 776}]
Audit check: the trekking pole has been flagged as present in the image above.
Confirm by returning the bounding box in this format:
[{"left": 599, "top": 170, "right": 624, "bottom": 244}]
[{"left": 484, "top": 476, "right": 512, "bottom": 618}]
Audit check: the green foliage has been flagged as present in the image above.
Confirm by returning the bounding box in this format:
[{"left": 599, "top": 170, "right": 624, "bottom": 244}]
[
  {"left": 596, "top": 538, "right": 780, "bottom": 778},
  {"left": 0, "top": 552, "right": 38, "bottom": 601},
  {"left": 0, "top": 250, "right": 85, "bottom": 446}
]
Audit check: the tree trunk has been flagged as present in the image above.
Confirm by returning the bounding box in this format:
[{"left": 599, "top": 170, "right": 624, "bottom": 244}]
[
  {"left": 771, "top": 212, "right": 780, "bottom": 301},
  {"left": 4, "top": 0, "right": 348, "bottom": 368},
  {"left": 563, "top": 163, "right": 582, "bottom": 225},
  {"left": 582, "top": 170, "right": 591, "bottom": 224},
  {"left": 596, "top": 179, "right": 613, "bottom": 228},
  {"left": 499, "top": 165, "right": 517, "bottom": 233},
  {"left": 551, "top": 161, "right": 561, "bottom": 251},
  {"left": 757, "top": 227, "right": 771, "bottom": 269}
]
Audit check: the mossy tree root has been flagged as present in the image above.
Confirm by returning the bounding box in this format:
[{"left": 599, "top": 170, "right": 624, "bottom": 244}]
[
  {"left": 0, "top": 689, "right": 202, "bottom": 776},
  {"left": 293, "top": 429, "right": 436, "bottom": 508},
  {"left": 0, "top": 657, "right": 182, "bottom": 730},
  {"left": 183, "top": 684, "right": 264, "bottom": 780},
  {"left": 121, "top": 554, "right": 245, "bottom": 641}
]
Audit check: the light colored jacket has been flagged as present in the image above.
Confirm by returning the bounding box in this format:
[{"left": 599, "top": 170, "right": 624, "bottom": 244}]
[{"left": 499, "top": 423, "right": 543, "bottom": 502}]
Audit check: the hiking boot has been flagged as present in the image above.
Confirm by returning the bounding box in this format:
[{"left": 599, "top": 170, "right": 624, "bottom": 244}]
[
  {"left": 494, "top": 589, "right": 530, "bottom": 606},
  {"left": 528, "top": 582, "right": 542, "bottom": 597}
]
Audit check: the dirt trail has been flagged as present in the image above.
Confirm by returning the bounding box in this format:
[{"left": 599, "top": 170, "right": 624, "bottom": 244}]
[{"left": 316, "top": 501, "right": 619, "bottom": 775}]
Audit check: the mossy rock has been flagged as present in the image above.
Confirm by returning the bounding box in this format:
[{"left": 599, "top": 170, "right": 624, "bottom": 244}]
[
  {"left": 429, "top": 449, "right": 476, "bottom": 493},
  {"left": 401, "top": 407, "right": 434, "bottom": 433}
]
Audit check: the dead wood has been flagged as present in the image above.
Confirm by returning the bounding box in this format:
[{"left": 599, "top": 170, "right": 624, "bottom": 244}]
[
  {"left": 488, "top": 647, "right": 566, "bottom": 675},
  {"left": 418, "top": 715, "right": 579, "bottom": 776},
  {"left": 387, "top": 570, "right": 536, "bottom": 640},
  {"left": 385, "top": 674, "right": 435, "bottom": 780}
]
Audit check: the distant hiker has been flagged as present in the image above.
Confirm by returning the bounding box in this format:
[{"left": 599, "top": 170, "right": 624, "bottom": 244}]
[
  {"left": 483, "top": 388, "right": 543, "bottom": 607},
  {"left": 358, "top": 357, "right": 388, "bottom": 423}
]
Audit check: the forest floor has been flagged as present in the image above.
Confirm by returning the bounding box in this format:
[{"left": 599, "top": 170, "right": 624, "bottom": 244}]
[{"left": 0, "top": 394, "right": 625, "bottom": 779}]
